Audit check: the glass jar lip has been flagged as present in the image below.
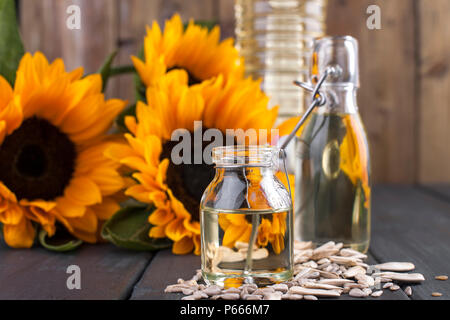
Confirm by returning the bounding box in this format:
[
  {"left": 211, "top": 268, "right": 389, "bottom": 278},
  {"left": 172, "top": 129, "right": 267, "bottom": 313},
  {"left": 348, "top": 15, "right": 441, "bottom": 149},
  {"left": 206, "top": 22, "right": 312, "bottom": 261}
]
[{"left": 212, "top": 145, "right": 280, "bottom": 167}]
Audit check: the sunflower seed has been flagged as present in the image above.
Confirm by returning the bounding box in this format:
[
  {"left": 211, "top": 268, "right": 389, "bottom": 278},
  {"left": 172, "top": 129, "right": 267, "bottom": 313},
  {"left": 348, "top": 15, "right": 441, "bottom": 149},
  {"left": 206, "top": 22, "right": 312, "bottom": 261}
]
[
  {"left": 263, "top": 292, "right": 282, "bottom": 300},
  {"left": 330, "top": 256, "right": 362, "bottom": 266},
  {"left": 271, "top": 283, "right": 289, "bottom": 293},
  {"left": 383, "top": 282, "right": 394, "bottom": 289},
  {"left": 193, "top": 291, "right": 209, "bottom": 299},
  {"left": 203, "top": 285, "right": 222, "bottom": 296},
  {"left": 344, "top": 266, "right": 366, "bottom": 278},
  {"left": 234, "top": 241, "right": 258, "bottom": 250},
  {"left": 294, "top": 240, "right": 313, "bottom": 250},
  {"left": 344, "top": 282, "right": 368, "bottom": 289},
  {"left": 294, "top": 267, "right": 312, "bottom": 280},
  {"left": 311, "top": 249, "right": 340, "bottom": 260},
  {"left": 222, "top": 293, "right": 241, "bottom": 300},
  {"left": 164, "top": 284, "right": 193, "bottom": 293},
  {"left": 223, "top": 287, "right": 241, "bottom": 294},
  {"left": 390, "top": 284, "right": 400, "bottom": 291},
  {"left": 435, "top": 275, "right": 448, "bottom": 281},
  {"left": 371, "top": 290, "right": 383, "bottom": 297},
  {"left": 372, "top": 272, "right": 425, "bottom": 283},
  {"left": 244, "top": 294, "right": 262, "bottom": 300},
  {"left": 252, "top": 248, "right": 269, "bottom": 260},
  {"left": 289, "top": 286, "right": 341, "bottom": 297},
  {"left": 282, "top": 293, "right": 303, "bottom": 300},
  {"left": 304, "top": 295, "right": 318, "bottom": 300},
  {"left": 319, "top": 279, "right": 354, "bottom": 286},
  {"left": 404, "top": 286, "right": 412, "bottom": 296},
  {"left": 302, "top": 282, "right": 342, "bottom": 291},
  {"left": 340, "top": 248, "right": 368, "bottom": 259},
  {"left": 373, "top": 262, "right": 415, "bottom": 272},
  {"left": 349, "top": 288, "right": 368, "bottom": 298},
  {"left": 220, "top": 250, "right": 245, "bottom": 263},
  {"left": 182, "top": 288, "right": 195, "bottom": 295},
  {"left": 362, "top": 288, "right": 372, "bottom": 295},
  {"left": 317, "top": 258, "right": 331, "bottom": 265},
  {"left": 182, "top": 295, "right": 200, "bottom": 300},
  {"left": 431, "top": 292, "right": 442, "bottom": 297},
  {"left": 303, "top": 261, "right": 318, "bottom": 268},
  {"left": 355, "top": 274, "right": 375, "bottom": 287}
]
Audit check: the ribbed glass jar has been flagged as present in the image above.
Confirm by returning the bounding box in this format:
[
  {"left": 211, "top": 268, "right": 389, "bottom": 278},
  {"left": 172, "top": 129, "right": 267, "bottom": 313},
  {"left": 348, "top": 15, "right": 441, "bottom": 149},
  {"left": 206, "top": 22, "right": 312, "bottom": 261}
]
[{"left": 235, "top": 0, "right": 328, "bottom": 123}]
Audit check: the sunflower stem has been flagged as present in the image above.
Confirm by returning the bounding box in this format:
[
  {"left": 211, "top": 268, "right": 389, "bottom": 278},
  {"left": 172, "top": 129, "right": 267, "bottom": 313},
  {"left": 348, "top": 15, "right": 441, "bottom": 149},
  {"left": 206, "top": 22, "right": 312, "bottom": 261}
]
[{"left": 109, "top": 65, "right": 135, "bottom": 76}]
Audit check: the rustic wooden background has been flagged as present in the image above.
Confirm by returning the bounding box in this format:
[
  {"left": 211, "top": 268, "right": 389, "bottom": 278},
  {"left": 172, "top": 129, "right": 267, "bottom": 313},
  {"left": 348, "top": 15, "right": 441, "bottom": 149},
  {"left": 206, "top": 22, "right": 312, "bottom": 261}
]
[{"left": 17, "top": 0, "right": 450, "bottom": 184}]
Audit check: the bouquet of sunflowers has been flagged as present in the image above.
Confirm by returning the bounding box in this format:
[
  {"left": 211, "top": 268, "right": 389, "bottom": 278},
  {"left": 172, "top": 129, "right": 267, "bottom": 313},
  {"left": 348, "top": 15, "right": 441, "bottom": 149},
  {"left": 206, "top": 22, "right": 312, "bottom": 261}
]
[{"left": 0, "top": 0, "right": 289, "bottom": 254}]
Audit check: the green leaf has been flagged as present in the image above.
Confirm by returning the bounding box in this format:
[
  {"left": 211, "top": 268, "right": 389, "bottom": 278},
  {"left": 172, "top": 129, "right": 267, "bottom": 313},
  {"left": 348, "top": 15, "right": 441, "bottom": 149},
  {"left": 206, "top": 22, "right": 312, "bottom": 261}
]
[
  {"left": 102, "top": 205, "right": 171, "bottom": 251},
  {"left": 116, "top": 103, "right": 136, "bottom": 132},
  {"left": 38, "top": 228, "right": 83, "bottom": 252},
  {"left": 98, "top": 50, "right": 117, "bottom": 92},
  {"left": 0, "top": 0, "right": 24, "bottom": 85}
]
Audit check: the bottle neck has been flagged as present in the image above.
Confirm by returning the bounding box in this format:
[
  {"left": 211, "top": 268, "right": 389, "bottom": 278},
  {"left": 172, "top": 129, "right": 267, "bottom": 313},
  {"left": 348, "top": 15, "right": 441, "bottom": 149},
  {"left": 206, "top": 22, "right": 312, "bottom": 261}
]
[{"left": 316, "top": 85, "right": 358, "bottom": 114}]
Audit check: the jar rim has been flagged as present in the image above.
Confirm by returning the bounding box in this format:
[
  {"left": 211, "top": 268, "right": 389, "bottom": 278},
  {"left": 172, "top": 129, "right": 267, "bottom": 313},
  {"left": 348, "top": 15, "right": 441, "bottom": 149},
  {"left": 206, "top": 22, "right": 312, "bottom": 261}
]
[{"left": 212, "top": 145, "right": 280, "bottom": 167}]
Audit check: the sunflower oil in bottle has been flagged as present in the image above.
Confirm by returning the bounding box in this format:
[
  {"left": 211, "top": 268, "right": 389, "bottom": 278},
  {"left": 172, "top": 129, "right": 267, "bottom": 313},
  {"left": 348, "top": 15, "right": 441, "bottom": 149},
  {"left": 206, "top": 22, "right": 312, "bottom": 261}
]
[
  {"left": 201, "top": 207, "right": 293, "bottom": 287},
  {"left": 295, "top": 36, "right": 371, "bottom": 253},
  {"left": 200, "top": 146, "right": 293, "bottom": 287},
  {"left": 235, "top": 0, "right": 328, "bottom": 123}
]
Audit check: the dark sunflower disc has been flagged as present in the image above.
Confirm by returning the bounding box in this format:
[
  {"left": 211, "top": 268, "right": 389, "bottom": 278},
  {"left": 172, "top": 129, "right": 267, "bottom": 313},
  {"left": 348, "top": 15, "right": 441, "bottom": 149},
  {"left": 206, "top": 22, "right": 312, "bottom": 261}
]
[{"left": 0, "top": 117, "right": 76, "bottom": 201}]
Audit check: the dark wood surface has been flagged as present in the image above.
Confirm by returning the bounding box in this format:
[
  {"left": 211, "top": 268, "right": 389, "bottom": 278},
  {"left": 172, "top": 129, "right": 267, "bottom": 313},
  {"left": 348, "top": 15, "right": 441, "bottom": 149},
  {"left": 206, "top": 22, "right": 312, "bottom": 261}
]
[{"left": 0, "top": 185, "right": 448, "bottom": 300}]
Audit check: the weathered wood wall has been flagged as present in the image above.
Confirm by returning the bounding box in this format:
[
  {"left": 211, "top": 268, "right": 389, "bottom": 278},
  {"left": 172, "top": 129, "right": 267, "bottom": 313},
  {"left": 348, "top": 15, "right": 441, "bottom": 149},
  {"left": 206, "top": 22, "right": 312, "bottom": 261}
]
[{"left": 18, "top": 0, "right": 450, "bottom": 184}]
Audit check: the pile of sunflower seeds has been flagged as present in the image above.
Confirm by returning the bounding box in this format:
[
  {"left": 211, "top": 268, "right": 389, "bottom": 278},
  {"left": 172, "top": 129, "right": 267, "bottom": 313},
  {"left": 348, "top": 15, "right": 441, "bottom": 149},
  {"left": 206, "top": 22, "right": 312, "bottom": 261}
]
[{"left": 165, "top": 240, "right": 426, "bottom": 300}]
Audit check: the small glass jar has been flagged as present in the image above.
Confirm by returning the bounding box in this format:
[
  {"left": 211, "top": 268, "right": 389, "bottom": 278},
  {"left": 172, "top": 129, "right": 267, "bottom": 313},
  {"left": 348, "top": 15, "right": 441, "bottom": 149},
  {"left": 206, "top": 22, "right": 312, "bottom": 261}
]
[{"left": 200, "top": 146, "right": 293, "bottom": 287}]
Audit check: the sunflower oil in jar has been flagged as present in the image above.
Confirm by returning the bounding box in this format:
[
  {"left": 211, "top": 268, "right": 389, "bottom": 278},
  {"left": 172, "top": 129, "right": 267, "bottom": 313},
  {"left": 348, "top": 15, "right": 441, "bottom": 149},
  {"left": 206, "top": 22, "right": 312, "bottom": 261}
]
[
  {"left": 295, "top": 36, "right": 371, "bottom": 253},
  {"left": 235, "top": 0, "right": 328, "bottom": 123},
  {"left": 200, "top": 146, "right": 293, "bottom": 287}
]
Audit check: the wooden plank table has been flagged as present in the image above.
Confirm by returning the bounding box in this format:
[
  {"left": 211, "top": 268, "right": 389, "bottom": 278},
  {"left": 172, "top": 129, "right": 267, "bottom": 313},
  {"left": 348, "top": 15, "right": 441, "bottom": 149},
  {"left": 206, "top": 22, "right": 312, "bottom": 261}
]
[{"left": 0, "top": 185, "right": 448, "bottom": 300}]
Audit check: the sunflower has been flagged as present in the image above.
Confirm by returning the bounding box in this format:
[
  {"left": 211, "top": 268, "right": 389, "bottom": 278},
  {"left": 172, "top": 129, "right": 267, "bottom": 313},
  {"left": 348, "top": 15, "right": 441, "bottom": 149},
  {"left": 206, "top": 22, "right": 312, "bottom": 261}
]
[
  {"left": 131, "top": 14, "right": 243, "bottom": 88},
  {"left": 106, "top": 68, "right": 278, "bottom": 255},
  {"left": 0, "top": 52, "right": 126, "bottom": 248},
  {"left": 218, "top": 171, "right": 294, "bottom": 255}
]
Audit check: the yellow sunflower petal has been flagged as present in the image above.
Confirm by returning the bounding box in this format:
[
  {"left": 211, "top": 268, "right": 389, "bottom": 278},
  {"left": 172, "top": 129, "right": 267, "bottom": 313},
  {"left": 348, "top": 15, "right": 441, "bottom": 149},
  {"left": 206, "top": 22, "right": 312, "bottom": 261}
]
[
  {"left": 193, "top": 234, "right": 201, "bottom": 256},
  {"left": 183, "top": 218, "right": 200, "bottom": 235},
  {"left": 0, "top": 204, "right": 23, "bottom": 225},
  {"left": 3, "top": 215, "right": 36, "bottom": 248},
  {"left": 90, "top": 198, "right": 120, "bottom": 220},
  {"left": 172, "top": 236, "right": 194, "bottom": 255},
  {"left": 19, "top": 199, "right": 56, "bottom": 212},
  {"left": 55, "top": 197, "right": 87, "bottom": 218},
  {"left": 0, "top": 75, "right": 13, "bottom": 110},
  {"left": 165, "top": 217, "right": 190, "bottom": 242},
  {"left": 222, "top": 224, "right": 248, "bottom": 248},
  {"left": 148, "top": 207, "right": 174, "bottom": 226},
  {"left": 125, "top": 184, "right": 151, "bottom": 203},
  {"left": 64, "top": 177, "right": 102, "bottom": 206},
  {"left": 167, "top": 189, "right": 190, "bottom": 219},
  {"left": 149, "top": 224, "right": 167, "bottom": 238},
  {"left": 65, "top": 208, "right": 98, "bottom": 234},
  {"left": 0, "top": 182, "right": 17, "bottom": 202}
]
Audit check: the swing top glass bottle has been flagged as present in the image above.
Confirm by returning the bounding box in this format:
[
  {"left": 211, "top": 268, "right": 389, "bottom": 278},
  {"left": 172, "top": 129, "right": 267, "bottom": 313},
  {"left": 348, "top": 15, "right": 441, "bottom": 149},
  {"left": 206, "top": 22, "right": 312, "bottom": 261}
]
[{"left": 295, "top": 36, "right": 371, "bottom": 253}]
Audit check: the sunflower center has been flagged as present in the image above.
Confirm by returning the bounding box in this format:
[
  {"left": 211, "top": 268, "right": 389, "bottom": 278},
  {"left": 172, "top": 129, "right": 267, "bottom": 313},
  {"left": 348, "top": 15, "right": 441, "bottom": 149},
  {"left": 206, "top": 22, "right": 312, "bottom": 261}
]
[
  {"left": 167, "top": 66, "right": 202, "bottom": 86},
  {"left": 160, "top": 135, "right": 216, "bottom": 221},
  {"left": 0, "top": 117, "right": 76, "bottom": 201}
]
